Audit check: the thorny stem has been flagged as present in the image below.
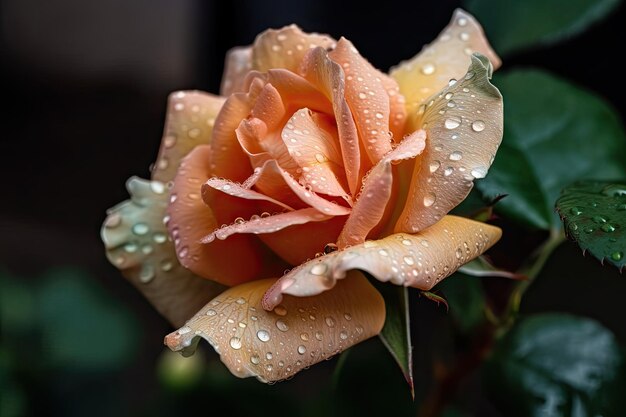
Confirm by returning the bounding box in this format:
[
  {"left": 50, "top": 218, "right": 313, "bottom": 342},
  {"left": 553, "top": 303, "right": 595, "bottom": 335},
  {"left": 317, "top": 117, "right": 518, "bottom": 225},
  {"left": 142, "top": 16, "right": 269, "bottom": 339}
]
[{"left": 417, "top": 229, "right": 565, "bottom": 417}]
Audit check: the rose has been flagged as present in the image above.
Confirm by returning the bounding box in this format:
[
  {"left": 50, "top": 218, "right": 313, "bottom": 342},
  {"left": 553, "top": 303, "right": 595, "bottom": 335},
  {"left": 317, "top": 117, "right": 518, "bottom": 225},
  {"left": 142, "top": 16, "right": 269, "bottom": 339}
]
[{"left": 102, "top": 9, "right": 503, "bottom": 383}]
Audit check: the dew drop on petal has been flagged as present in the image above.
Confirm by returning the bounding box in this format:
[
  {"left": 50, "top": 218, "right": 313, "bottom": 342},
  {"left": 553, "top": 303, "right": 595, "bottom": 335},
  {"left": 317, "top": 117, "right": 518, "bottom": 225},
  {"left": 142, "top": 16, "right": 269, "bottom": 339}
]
[
  {"left": 471, "top": 120, "right": 486, "bottom": 132},
  {"left": 229, "top": 337, "right": 242, "bottom": 350}
]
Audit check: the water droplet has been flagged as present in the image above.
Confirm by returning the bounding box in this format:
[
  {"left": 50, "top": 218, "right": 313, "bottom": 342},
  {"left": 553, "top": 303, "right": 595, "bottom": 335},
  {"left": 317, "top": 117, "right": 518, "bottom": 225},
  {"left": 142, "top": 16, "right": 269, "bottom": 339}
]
[
  {"left": 421, "top": 240, "right": 430, "bottom": 247},
  {"left": 403, "top": 256, "right": 415, "bottom": 265},
  {"left": 222, "top": 184, "right": 231, "bottom": 191},
  {"left": 274, "top": 305, "right": 287, "bottom": 316},
  {"left": 150, "top": 182, "right": 165, "bottom": 194},
  {"left": 570, "top": 207, "right": 583, "bottom": 216},
  {"left": 266, "top": 352, "right": 273, "bottom": 360},
  {"left": 160, "top": 259, "right": 173, "bottom": 271},
  {"left": 123, "top": 242, "right": 138, "bottom": 253},
  {"left": 584, "top": 227, "right": 594, "bottom": 233},
  {"left": 297, "top": 345, "right": 307, "bottom": 355},
  {"left": 339, "top": 331, "right": 349, "bottom": 340},
  {"left": 423, "top": 192, "right": 436, "bottom": 207},
  {"left": 471, "top": 120, "right": 486, "bottom": 132},
  {"left": 229, "top": 337, "right": 242, "bottom": 349},
  {"left": 310, "top": 264, "right": 328, "bottom": 275},
  {"left": 444, "top": 167, "right": 454, "bottom": 176},
  {"left": 139, "top": 265, "right": 155, "bottom": 283},
  {"left": 448, "top": 78, "right": 457, "bottom": 86},
  {"left": 260, "top": 212, "right": 271, "bottom": 218},
  {"left": 178, "top": 246, "right": 189, "bottom": 258},
  {"left": 601, "top": 184, "right": 626, "bottom": 197},
  {"left": 315, "top": 153, "right": 326, "bottom": 163},
  {"left": 265, "top": 364, "right": 273, "bottom": 372},
  {"left": 455, "top": 248, "right": 463, "bottom": 259},
  {"left": 188, "top": 128, "right": 201, "bottom": 138},
  {"left": 250, "top": 355, "right": 260, "bottom": 364},
  {"left": 611, "top": 251, "right": 623, "bottom": 261},
  {"left": 325, "top": 316, "right": 336, "bottom": 327},
  {"left": 593, "top": 216, "right": 607, "bottom": 224},
  {"left": 378, "top": 249, "right": 389, "bottom": 256},
  {"left": 344, "top": 313, "right": 352, "bottom": 321},
  {"left": 447, "top": 100, "right": 456, "bottom": 108},
  {"left": 444, "top": 117, "right": 461, "bottom": 129},
  {"left": 465, "top": 71, "right": 475, "bottom": 80},
  {"left": 315, "top": 332, "right": 323, "bottom": 341},
  {"left": 278, "top": 360, "right": 285, "bottom": 367},
  {"left": 238, "top": 322, "right": 247, "bottom": 328},
  {"left": 449, "top": 151, "right": 463, "bottom": 161},
  {"left": 257, "top": 330, "right": 270, "bottom": 342},
  {"left": 206, "top": 309, "right": 216, "bottom": 316},
  {"left": 132, "top": 223, "right": 149, "bottom": 235},
  {"left": 470, "top": 166, "right": 487, "bottom": 179},
  {"left": 429, "top": 161, "right": 441, "bottom": 173},
  {"left": 601, "top": 224, "right": 616, "bottom": 233},
  {"left": 275, "top": 320, "right": 289, "bottom": 332},
  {"left": 358, "top": 92, "right": 367, "bottom": 99},
  {"left": 458, "top": 17, "right": 468, "bottom": 26},
  {"left": 324, "top": 243, "right": 338, "bottom": 254},
  {"left": 300, "top": 333, "right": 309, "bottom": 341},
  {"left": 421, "top": 63, "right": 435, "bottom": 75}
]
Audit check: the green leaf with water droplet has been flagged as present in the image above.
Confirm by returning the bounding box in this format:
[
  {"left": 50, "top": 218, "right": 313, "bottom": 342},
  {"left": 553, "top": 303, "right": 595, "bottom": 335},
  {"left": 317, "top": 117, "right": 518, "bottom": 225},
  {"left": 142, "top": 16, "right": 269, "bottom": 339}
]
[
  {"left": 465, "top": 0, "right": 621, "bottom": 55},
  {"left": 477, "top": 70, "right": 626, "bottom": 230},
  {"left": 484, "top": 313, "right": 626, "bottom": 417},
  {"left": 556, "top": 181, "right": 626, "bottom": 270},
  {"left": 375, "top": 283, "right": 414, "bottom": 397}
]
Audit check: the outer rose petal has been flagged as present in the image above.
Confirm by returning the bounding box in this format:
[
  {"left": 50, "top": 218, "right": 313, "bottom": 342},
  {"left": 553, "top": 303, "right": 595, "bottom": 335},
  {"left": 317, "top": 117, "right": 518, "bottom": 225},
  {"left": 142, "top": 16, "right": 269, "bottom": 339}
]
[
  {"left": 220, "top": 46, "right": 252, "bottom": 96},
  {"left": 168, "top": 145, "right": 287, "bottom": 286},
  {"left": 252, "top": 24, "right": 336, "bottom": 73},
  {"left": 395, "top": 54, "right": 503, "bottom": 233},
  {"left": 337, "top": 130, "right": 426, "bottom": 248},
  {"left": 263, "top": 215, "right": 501, "bottom": 310},
  {"left": 101, "top": 177, "right": 224, "bottom": 327},
  {"left": 391, "top": 9, "right": 500, "bottom": 129},
  {"left": 165, "top": 272, "right": 385, "bottom": 383},
  {"left": 152, "top": 91, "right": 225, "bottom": 183},
  {"left": 329, "top": 38, "right": 394, "bottom": 163}
]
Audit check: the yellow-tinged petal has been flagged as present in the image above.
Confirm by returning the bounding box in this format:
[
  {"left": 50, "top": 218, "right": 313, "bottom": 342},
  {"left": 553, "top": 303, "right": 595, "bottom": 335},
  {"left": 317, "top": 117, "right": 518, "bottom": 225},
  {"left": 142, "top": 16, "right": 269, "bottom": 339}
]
[
  {"left": 252, "top": 25, "right": 336, "bottom": 73},
  {"left": 152, "top": 91, "right": 225, "bottom": 183},
  {"left": 391, "top": 9, "right": 500, "bottom": 129},
  {"left": 221, "top": 46, "right": 252, "bottom": 96},
  {"left": 395, "top": 54, "right": 503, "bottom": 233},
  {"left": 165, "top": 272, "right": 385, "bottom": 383},
  {"left": 263, "top": 215, "right": 501, "bottom": 309},
  {"left": 101, "top": 177, "right": 224, "bottom": 327}
]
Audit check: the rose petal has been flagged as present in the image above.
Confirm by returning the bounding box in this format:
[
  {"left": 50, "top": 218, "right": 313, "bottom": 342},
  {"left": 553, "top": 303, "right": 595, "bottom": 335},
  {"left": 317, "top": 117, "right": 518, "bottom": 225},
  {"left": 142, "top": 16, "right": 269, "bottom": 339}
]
[
  {"left": 204, "top": 177, "right": 295, "bottom": 212},
  {"left": 379, "top": 75, "right": 407, "bottom": 142},
  {"left": 267, "top": 69, "right": 333, "bottom": 115},
  {"left": 391, "top": 9, "right": 500, "bottom": 129},
  {"left": 210, "top": 79, "right": 264, "bottom": 183},
  {"left": 283, "top": 108, "right": 351, "bottom": 201},
  {"left": 337, "top": 130, "right": 427, "bottom": 248},
  {"left": 221, "top": 46, "right": 252, "bottom": 96},
  {"left": 329, "top": 38, "right": 394, "bottom": 163},
  {"left": 394, "top": 54, "right": 503, "bottom": 233},
  {"left": 168, "top": 145, "right": 287, "bottom": 285},
  {"left": 301, "top": 47, "right": 363, "bottom": 195},
  {"left": 201, "top": 208, "right": 334, "bottom": 243},
  {"left": 252, "top": 24, "right": 336, "bottom": 73},
  {"left": 152, "top": 91, "right": 225, "bottom": 183},
  {"left": 263, "top": 215, "right": 501, "bottom": 309},
  {"left": 101, "top": 177, "right": 224, "bottom": 327},
  {"left": 165, "top": 272, "right": 385, "bottom": 383}
]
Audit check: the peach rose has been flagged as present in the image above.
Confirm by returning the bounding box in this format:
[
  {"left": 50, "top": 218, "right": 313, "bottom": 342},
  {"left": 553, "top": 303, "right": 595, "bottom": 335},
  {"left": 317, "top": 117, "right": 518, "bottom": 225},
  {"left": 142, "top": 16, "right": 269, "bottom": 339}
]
[{"left": 102, "top": 9, "right": 503, "bottom": 383}]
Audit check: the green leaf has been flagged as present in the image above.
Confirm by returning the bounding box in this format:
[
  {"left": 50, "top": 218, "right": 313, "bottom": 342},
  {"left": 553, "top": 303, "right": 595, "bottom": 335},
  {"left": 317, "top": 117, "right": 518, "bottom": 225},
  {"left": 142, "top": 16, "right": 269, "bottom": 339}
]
[
  {"left": 477, "top": 69, "right": 626, "bottom": 230},
  {"left": 484, "top": 313, "right": 626, "bottom": 417},
  {"left": 556, "top": 181, "right": 626, "bottom": 270},
  {"left": 465, "top": 0, "right": 621, "bottom": 55},
  {"left": 376, "top": 283, "right": 414, "bottom": 396}
]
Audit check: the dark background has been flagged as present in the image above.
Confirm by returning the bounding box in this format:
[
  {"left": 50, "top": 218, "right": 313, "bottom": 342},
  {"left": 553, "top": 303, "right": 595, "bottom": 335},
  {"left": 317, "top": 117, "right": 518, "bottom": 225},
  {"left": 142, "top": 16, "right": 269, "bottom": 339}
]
[{"left": 1, "top": 1, "right": 625, "bottom": 416}]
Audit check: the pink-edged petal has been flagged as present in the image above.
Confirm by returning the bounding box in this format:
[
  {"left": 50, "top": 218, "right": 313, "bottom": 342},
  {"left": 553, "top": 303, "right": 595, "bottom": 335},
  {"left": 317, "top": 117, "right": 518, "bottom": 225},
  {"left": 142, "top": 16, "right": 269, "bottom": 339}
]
[
  {"left": 204, "top": 177, "right": 294, "bottom": 212},
  {"left": 210, "top": 79, "right": 265, "bottom": 182},
  {"left": 168, "top": 145, "right": 286, "bottom": 286},
  {"left": 394, "top": 54, "right": 503, "bottom": 233},
  {"left": 329, "top": 38, "right": 394, "bottom": 163},
  {"left": 391, "top": 9, "right": 501, "bottom": 128},
  {"left": 165, "top": 273, "right": 385, "bottom": 383},
  {"left": 152, "top": 91, "right": 225, "bottom": 183},
  {"left": 101, "top": 177, "right": 224, "bottom": 327},
  {"left": 221, "top": 46, "right": 252, "bottom": 96},
  {"left": 283, "top": 108, "right": 351, "bottom": 201},
  {"left": 337, "top": 130, "right": 426, "bottom": 248},
  {"left": 201, "top": 208, "right": 334, "bottom": 243},
  {"left": 267, "top": 69, "right": 333, "bottom": 115},
  {"left": 301, "top": 47, "right": 363, "bottom": 196},
  {"left": 252, "top": 24, "right": 336, "bottom": 73},
  {"left": 263, "top": 215, "right": 501, "bottom": 310}
]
